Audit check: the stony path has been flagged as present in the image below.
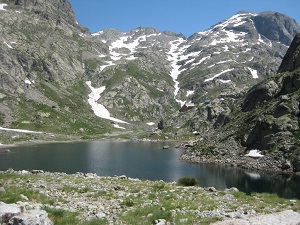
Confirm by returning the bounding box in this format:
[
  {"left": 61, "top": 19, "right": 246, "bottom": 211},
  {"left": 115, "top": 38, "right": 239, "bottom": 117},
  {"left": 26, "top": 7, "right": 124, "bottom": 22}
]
[{"left": 212, "top": 210, "right": 300, "bottom": 225}]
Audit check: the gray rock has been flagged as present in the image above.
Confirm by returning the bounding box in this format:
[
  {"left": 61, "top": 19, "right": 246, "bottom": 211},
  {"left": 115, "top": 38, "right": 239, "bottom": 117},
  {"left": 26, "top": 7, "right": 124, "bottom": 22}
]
[
  {"left": 20, "top": 194, "right": 29, "bottom": 201},
  {"left": 0, "top": 202, "right": 22, "bottom": 223},
  {"left": 225, "top": 187, "right": 239, "bottom": 193},
  {"left": 281, "top": 160, "right": 291, "bottom": 170},
  {"left": 242, "top": 79, "right": 279, "bottom": 112},
  {"left": 154, "top": 219, "right": 166, "bottom": 225},
  {"left": 9, "top": 209, "right": 53, "bottom": 225},
  {"left": 207, "top": 187, "right": 217, "bottom": 192},
  {"left": 292, "top": 160, "right": 300, "bottom": 172},
  {"left": 0, "top": 187, "right": 5, "bottom": 194}
]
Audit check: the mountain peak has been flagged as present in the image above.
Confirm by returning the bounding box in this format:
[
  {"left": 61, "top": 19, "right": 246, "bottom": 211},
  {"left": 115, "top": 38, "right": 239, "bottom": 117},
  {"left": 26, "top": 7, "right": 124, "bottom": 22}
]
[
  {"left": 253, "top": 11, "right": 300, "bottom": 46},
  {"left": 8, "top": 0, "right": 85, "bottom": 32}
]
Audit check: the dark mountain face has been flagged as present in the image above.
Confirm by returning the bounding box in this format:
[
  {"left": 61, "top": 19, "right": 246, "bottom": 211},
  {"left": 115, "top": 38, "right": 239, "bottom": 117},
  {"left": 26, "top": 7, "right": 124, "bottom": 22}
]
[
  {"left": 0, "top": 0, "right": 299, "bottom": 143},
  {"left": 253, "top": 12, "right": 299, "bottom": 46},
  {"left": 278, "top": 33, "right": 300, "bottom": 72}
]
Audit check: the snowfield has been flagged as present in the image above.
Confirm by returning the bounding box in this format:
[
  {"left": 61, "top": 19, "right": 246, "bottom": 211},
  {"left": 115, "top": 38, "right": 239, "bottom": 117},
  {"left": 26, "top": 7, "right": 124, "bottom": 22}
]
[{"left": 86, "top": 81, "right": 128, "bottom": 126}]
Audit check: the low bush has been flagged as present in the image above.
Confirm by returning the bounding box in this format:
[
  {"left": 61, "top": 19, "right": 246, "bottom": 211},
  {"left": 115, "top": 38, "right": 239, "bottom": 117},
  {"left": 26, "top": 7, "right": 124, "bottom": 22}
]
[{"left": 177, "top": 177, "right": 199, "bottom": 186}]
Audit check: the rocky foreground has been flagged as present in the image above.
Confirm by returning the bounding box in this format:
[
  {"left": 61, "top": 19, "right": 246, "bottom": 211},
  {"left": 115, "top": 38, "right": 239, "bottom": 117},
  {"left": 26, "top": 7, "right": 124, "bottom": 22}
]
[{"left": 0, "top": 169, "right": 300, "bottom": 225}]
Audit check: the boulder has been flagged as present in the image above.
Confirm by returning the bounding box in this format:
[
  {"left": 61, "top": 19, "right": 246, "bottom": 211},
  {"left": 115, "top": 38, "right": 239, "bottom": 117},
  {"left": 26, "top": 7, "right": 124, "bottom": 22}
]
[
  {"left": 0, "top": 187, "right": 5, "bottom": 194},
  {"left": 9, "top": 209, "right": 53, "bottom": 225},
  {"left": 0, "top": 202, "right": 22, "bottom": 224},
  {"left": 242, "top": 80, "right": 279, "bottom": 112},
  {"left": 0, "top": 202, "right": 53, "bottom": 225},
  {"left": 292, "top": 160, "right": 300, "bottom": 172},
  {"left": 281, "top": 160, "right": 292, "bottom": 170}
]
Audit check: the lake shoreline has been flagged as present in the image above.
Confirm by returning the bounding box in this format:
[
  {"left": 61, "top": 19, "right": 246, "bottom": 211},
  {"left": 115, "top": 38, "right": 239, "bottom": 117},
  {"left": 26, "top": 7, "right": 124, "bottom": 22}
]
[
  {"left": 2, "top": 133, "right": 300, "bottom": 178},
  {"left": 1, "top": 169, "right": 300, "bottom": 225},
  {"left": 180, "top": 150, "right": 300, "bottom": 177}
]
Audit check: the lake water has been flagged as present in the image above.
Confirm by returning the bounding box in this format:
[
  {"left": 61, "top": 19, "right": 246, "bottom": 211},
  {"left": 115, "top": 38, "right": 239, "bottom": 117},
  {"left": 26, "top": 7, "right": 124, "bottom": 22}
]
[{"left": 0, "top": 141, "right": 299, "bottom": 199}]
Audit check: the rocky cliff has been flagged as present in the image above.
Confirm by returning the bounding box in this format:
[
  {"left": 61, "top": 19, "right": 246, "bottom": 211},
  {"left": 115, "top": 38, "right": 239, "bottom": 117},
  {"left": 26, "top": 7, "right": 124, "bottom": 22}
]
[{"left": 182, "top": 34, "right": 300, "bottom": 173}]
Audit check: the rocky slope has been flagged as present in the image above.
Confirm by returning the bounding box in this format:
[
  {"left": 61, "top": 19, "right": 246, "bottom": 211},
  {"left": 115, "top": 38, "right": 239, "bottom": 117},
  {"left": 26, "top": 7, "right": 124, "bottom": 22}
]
[
  {"left": 181, "top": 33, "right": 300, "bottom": 174},
  {"left": 0, "top": 0, "right": 300, "bottom": 141}
]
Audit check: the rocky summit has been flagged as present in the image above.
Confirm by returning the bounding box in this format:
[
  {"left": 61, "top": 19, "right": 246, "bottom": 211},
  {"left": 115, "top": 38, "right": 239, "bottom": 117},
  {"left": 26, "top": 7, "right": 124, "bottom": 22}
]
[{"left": 0, "top": 0, "right": 300, "bottom": 172}]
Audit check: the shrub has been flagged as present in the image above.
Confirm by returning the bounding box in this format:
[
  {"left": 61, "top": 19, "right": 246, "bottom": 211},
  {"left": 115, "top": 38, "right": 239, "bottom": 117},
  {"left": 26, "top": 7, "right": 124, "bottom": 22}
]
[{"left": 177, "top": 177, "right": 199, "bottom": 186}]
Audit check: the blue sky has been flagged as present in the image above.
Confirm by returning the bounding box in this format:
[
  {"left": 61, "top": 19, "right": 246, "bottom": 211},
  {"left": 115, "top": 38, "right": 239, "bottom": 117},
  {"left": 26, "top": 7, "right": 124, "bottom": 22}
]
[{"left": 69, "top": 0, "right": 300, "bottom": 37}]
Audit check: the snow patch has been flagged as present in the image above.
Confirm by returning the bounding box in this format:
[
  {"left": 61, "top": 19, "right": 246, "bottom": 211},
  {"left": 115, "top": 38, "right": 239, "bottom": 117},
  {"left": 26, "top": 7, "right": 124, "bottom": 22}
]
[
  {"left": 218, "top": 79, "right": 231, "bottom": 83},
  {"left": 4, "top": 41, "right": 13, "bottom": 49},
  {"left": 257, "top": 34, "right": 271, "bottom": 47},
  {"left": 245, "top": 150, "right": 264, "bottom": 158},
  {"left": 214, "top": 12, "right": 257, "bottom": 30},
  {"left": 91, "top": 30, "right": 103, "bottom": 36},
  {"left": 243, "top": 48, "right": 251, "bottom": 53},
  {"left": 167, "top": 39, "right": 187, "bottom": 99},
  {"left": 210, "top": 30, "right": 247, "bottom": 46},
  {"left": 217, "top": 60, "right": 233, "bottom": 65},
  {"left": 24, "top": 79, "right": 32, "bottom": 85},
  {"left": 0, "top": 127, "right": 44, "bottom": 134},
  {"left": 204, "top": 68, "right": 234, "bottom": 82},
  {"left": 223, "top": 45, "right": 229, "bottom": 51},
  {"left": 113, "top": 124, "right": 126, "bottom": 130},
  {"left": 0, "top": 3, "right": 7, "bottom": 11},
  {"left": 86, "top": 81, "right": 128, "bottom": 124},
  {"left": 186, "top": 90, "right": 194, "bottom": 97},
  {"left": 247, "top": 67, "right": 258, "bottom": 79}
]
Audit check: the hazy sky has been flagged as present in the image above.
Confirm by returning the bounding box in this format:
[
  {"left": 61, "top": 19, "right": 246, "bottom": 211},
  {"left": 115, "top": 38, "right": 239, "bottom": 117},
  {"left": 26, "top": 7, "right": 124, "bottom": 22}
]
[{"left": 69, "top": 0, "right": 300, "bottom": 37}]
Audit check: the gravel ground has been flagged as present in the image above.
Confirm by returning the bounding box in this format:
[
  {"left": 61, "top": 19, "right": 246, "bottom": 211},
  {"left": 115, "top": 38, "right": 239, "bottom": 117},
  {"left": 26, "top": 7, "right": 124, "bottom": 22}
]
[{"left": 212, "top": 210, "right": 300, "bottom": 225}]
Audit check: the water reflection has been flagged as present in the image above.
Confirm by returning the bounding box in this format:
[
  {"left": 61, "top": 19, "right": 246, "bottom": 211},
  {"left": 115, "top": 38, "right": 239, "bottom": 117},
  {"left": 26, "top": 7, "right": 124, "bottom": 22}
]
[{"left": 0, "top": 141, "right": 299, "bottom": 199}]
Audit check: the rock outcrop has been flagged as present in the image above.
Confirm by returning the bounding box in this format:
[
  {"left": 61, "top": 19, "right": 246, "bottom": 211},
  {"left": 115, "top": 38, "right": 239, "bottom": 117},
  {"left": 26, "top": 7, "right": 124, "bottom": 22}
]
[
  {"left": 182, "top": 33, "right": 300, "bottom": 173},
  {"left": 0, "top": 202, "right": 53, "bottom": 225}
]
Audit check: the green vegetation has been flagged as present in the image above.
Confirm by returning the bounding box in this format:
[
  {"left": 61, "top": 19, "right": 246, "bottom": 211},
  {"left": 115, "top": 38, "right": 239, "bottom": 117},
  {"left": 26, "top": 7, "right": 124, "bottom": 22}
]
[
  {"left": 0, "top": 112, "right": 4, "bottom": 125},
  {"left": 0, "top": 186, "right": 54, "bottom": 205},
  {"left": 177, "top": 177, "right": 199, "bottom": 186},
  {"left": 45, "top": 207, "right": 107, "bottom": 225}
]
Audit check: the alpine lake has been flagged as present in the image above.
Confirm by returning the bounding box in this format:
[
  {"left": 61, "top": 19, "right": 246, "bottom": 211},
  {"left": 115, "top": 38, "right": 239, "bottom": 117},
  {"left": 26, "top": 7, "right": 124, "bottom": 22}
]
[{"left": 0, "top": 141, "right": 299, "bottom": 199}]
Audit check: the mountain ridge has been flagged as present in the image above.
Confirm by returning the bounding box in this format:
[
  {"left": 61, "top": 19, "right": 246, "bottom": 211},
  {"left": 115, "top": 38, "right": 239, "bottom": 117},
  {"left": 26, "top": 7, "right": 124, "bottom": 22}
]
[{"left": 0, "top": 0, "right": 299, "bottom": 147}]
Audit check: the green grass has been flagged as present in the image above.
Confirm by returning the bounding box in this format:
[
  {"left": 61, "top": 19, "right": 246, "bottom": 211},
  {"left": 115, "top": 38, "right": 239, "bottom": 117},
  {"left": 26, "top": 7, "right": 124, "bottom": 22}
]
[
  {"left": 45, "top": 206, "right": 107, "bottom": 225},
  {"left": 44, "top": 207, "right": 79, "bottom": 225},
  {"left": 0, "top": 186, "right": 54, "bottom": 205},
  {"left": 120, "top": 206, "right": 172, "bottom": 225}
]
